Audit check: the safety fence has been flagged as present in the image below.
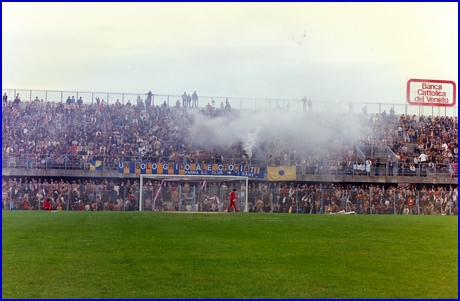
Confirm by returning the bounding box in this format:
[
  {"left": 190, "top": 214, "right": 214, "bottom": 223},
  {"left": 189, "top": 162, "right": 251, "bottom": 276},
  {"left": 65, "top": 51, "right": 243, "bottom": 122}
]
[
  {"left": 2, "top": 153, "right": 457, "bottom": 178},
  {"left": 2, "top": 181, "right": 458, "bottom": 216},
  {"left": 3, "top": 88, "right": 458, "bottom": 117},
  {"left": 2, "top": 153, "right": 458, "bottom": 177}
]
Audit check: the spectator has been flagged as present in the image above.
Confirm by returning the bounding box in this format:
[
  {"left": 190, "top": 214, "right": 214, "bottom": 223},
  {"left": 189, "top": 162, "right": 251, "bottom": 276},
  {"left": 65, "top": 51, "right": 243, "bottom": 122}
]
[
  {"left": 13, "top": 93, "right": 21, "bottom": 106},
  {"left": 187, "top": 94, "right": 191, "bottom": 108},
  {"left": 182, "top": 92, "right": 187, "bottom": 108},
  {"left": 300, "top": 96, "right": 307, "bottom": 112},
  {"left": 43, "top": 198, "right": 52, "bottom": 210},
  {"left": 419, "top": 152, "right": 427, "bottom": 164},
  {"left": 136, "top": 95, "right": 144, "bottom": 107},
  {"left": 146, "top": 90, "right": 153, "bottom": 107},
  {"left": 365, "top": 158, "right": 372, "bottom": 176},
  {"left": 192, "top": 91, "right": 198, "bottom": 108}
]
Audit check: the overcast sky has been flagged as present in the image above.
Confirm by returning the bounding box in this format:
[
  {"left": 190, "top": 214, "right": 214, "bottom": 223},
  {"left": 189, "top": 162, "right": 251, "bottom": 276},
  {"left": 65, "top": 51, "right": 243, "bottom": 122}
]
[{"left": 2, "top": 2, "right": 458, "bottom": 105}]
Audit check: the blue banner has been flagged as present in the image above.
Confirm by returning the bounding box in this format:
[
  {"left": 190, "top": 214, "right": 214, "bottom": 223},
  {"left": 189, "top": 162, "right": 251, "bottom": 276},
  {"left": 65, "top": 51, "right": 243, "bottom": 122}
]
[{"left": 118, "top": 162, "right": 265, "bottom": 179}]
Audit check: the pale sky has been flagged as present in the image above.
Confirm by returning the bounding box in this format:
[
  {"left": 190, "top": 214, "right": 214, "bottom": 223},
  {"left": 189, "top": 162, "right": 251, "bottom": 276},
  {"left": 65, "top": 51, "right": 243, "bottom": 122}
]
[{"left": 2, "top": 2, "right": 458, "bottom": 106}]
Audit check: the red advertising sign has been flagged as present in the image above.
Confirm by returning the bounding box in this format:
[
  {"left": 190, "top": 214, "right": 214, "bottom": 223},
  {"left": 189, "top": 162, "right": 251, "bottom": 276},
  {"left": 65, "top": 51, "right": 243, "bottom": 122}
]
[{"left": 406, "top": 79, "right": 456, "bottom": 107}]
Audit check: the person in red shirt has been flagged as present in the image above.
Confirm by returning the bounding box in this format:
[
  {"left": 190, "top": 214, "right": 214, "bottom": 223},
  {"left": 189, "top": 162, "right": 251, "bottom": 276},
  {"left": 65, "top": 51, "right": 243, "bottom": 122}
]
[
  {"left": 43, "top": 198, "right": 52, "bottom": 210},
  {"left": 227, "top": 188, "right": 239, "bottom": 212}
]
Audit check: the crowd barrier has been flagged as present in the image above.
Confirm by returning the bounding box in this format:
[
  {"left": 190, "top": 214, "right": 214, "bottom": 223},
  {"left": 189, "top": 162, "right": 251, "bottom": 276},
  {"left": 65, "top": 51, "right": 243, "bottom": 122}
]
[
  {"left": 2, "top": 153, "right": 457, "bottom": 178},
  {"left": 3, "top": 183, "right": 457, "bottom": 216},
  {"left": 3, "top": 88, "right": 457, "bottom": 117}
]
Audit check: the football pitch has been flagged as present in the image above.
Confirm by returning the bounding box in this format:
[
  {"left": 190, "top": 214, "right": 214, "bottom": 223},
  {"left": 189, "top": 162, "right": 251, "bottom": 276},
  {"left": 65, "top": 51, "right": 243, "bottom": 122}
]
[{"left": 2, "top": 211, "right": 458, "bottom": 299}]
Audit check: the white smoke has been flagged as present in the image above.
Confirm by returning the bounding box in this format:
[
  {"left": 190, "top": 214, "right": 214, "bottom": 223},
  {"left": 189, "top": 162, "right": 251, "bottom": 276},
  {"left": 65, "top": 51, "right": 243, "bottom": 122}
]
[
  {"left": 188, "top": 108, "right": 364, "bottom": 161},
  {"left": 243, "top": 126, "right": 262, "bottom": 159}
]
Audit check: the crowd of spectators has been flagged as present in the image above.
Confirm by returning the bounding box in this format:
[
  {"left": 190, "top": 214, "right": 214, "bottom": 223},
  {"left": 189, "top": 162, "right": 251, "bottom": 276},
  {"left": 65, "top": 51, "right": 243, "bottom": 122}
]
[
  {"left": 2, "top": 177, "right": 457, "bottom": 215},
  {"left": 2, "top": 92, "right": 244, "bottom": 170},
  {"left": 1, "top": 93, "right": 458, "bottom": 178},
  {"left": 3, "top": 92, "right": 457, "bottom": 215},
  {"left": 357, "top": 109, "right": 458, "bottom": 176}
]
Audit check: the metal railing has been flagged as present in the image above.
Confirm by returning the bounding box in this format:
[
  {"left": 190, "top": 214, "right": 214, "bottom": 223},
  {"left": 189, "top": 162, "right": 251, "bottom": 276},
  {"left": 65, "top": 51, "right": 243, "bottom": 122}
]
[
  {"left": 1, "top": 153, "right": 269, "bottom": 170},
  {"left": 3, "top": 88, "right": 458, "bottom": 117},
  {"left": 3, "top": 153, "right": 457, "bottom": 178},
  {"left": 355, "top": 144, "right": 401, "bottom": 176},
  {"left": 3, "top": 182, "right": 457, "bottom": 216}
]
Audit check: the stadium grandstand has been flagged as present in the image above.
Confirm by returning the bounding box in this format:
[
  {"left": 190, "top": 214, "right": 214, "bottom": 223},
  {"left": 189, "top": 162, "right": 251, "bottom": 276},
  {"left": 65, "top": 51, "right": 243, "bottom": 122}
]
[{"left": 2, "top": 88, "right": 458, "bottom": 215}]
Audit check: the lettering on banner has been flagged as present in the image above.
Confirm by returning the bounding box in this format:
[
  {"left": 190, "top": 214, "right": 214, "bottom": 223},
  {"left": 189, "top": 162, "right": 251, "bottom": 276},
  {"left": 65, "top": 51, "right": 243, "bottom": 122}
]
[{"left": 121, "top": 162, "right": 264, "bottom": 178}]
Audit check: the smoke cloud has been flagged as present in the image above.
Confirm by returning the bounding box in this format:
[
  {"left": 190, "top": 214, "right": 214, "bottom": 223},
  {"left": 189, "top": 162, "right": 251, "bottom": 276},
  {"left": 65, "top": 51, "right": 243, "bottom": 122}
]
[{"left": 188, "top": 108, "right": 364, "bottom": 162}]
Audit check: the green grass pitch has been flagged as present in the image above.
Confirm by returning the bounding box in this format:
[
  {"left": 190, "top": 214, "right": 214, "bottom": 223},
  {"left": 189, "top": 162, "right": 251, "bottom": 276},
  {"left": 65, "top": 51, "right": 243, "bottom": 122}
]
[{"left": 2, "top": 211, "right": 458, "bottom": 298}]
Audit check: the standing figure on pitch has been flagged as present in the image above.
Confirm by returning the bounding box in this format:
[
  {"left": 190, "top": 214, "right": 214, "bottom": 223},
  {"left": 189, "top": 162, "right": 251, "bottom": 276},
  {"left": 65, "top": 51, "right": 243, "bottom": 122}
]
[{"left": 227, "top": 188, "right": 239, "bottom": 212}]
